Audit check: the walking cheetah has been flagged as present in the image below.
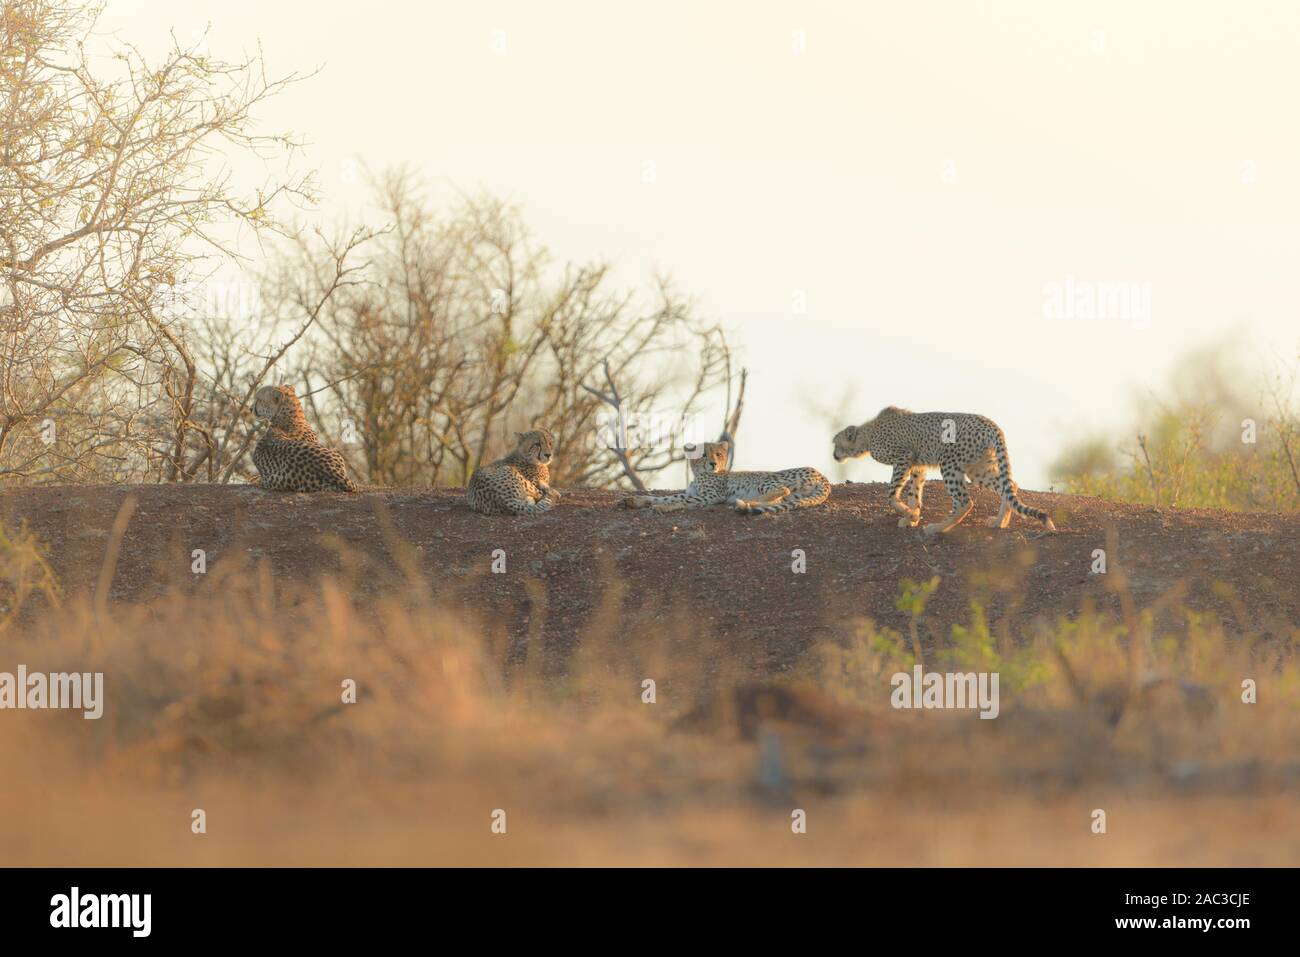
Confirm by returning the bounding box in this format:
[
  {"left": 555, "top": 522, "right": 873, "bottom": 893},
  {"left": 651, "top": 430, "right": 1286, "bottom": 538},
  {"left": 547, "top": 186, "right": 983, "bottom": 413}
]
[
  {"left": 251, "top": 385, "right": 360, "bottom": 492},
  {"left": 623, "top": 441, "right": 830, "bottom": 515},
  {"left": 466, "top": 429, "right": 562, "bottom": 515},
  {"left": 832, "top": 406, "right": 1055, "bottom": 535}
]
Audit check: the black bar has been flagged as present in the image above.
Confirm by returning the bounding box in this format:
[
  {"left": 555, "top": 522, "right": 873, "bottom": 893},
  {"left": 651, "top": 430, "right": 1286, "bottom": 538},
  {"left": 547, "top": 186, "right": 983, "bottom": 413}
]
[{"left": 0, "top": 867, "right": 1285, "bottom": 943}]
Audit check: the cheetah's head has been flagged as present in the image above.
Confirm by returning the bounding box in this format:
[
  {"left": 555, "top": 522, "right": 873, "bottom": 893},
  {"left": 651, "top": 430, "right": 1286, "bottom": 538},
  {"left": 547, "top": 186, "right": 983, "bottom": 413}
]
[
  {"left": 514, "top": 428, "right": 556, "bottom": 465},
  {"left": 685, "top": 441, "right": 730, "bottom": 476},
  {"left": 253, "top": 385, "right": 300, "bottom": 422},
  {"left": 832, "top": 424, "right": 869, "bottom": 462}
]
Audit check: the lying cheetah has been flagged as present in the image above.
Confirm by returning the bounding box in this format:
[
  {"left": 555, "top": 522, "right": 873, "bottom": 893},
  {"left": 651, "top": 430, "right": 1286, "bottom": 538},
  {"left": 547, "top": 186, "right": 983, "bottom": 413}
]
[
  {"left": 466, "top": 428, "right": 561, "bottom": 515},
  {"left": 623, "top": 441, "right": 830, "bottom": 515},
  {"left": 832, "top": 406, "right": 1055, "bottom": 535},
  {"left": 252, "top": 385, "right": 360, "bottom": 492}
]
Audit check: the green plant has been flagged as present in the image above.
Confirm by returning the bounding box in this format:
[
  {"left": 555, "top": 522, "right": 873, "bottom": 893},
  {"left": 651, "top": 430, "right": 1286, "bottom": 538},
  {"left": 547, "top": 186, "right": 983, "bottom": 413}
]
[{"left": 0, "top": 521, "right": 60, "bottom": 631}]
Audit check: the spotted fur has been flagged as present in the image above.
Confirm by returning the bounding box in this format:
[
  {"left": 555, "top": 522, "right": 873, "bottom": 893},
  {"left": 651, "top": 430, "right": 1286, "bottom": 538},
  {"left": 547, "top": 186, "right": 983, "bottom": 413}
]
[
  {"left": 833, "top": 406, "right": 1055, "bottom": 535},
  {"left": 251, "top": 385, "right": 359, "bottom": 493},
  {"left": 623, "top": 441, "right": 831, "bottom": 515},
  {"left": 466, "top": 429, "right": 561, "bottom": 516}
]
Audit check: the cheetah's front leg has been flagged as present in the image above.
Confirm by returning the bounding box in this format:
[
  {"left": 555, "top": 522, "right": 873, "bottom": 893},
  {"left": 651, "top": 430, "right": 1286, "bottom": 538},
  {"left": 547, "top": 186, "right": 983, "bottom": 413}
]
[
  {"left": 733, "top": 486, "right": 790, "bottom": 512},
  {"left": 651, "top": 500, "right": 689, "bottom": 513},
  {"left": 902, "top": 467, "right": 926, "bottom": 526},
  {"left": 890, "top": 464, "right": 921, "bottom": 527}
]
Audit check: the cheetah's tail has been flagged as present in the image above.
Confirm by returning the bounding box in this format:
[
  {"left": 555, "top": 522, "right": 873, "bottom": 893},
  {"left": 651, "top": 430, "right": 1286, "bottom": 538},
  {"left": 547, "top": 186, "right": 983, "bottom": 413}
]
[
  {"left": 991, "top": 432, "right": 1056, "bottom": 531},
  {"left": 740, "top": 473, "right": 832, "bottom": 515}
]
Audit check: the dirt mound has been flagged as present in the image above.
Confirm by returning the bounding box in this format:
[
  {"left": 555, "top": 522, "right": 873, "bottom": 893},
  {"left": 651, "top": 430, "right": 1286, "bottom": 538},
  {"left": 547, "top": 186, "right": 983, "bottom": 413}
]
[{"left": 4, "top": 483, "right": 1297, "bottom": 669}]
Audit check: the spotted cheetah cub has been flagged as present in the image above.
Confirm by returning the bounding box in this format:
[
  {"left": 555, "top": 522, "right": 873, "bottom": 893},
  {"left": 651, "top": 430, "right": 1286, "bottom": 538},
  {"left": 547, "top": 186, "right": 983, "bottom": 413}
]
[
  {"left": 252, "top": 385, "right": 359, "bottom": 492},
  {"left": 623, "top": 441, "right": 830, "bottom": 515},
  {"left": 833, "top": 406, "right": 1055, "bottom": 535},
  {"left": 466, "top": 429, "right": 561, "bottom": 515}
]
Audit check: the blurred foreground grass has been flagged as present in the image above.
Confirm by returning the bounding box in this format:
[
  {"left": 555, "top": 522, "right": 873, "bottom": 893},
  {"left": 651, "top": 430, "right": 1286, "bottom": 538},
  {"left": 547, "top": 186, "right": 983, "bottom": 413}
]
[{"left": 1, "top": 518, "right": 1297, "bottom": 866}]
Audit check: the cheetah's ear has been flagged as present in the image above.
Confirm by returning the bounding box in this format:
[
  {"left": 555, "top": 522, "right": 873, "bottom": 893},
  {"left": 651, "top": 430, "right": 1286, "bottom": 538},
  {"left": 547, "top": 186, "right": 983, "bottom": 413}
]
[{"left": 514, "top": 432, "right": 524, "bottom": 444}]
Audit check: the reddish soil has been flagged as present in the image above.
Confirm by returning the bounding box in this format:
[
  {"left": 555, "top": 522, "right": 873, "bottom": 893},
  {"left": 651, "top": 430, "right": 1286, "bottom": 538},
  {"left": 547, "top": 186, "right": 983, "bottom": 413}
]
[{"left": 4, "top": 482, "right": 1297, "bottom": 671}]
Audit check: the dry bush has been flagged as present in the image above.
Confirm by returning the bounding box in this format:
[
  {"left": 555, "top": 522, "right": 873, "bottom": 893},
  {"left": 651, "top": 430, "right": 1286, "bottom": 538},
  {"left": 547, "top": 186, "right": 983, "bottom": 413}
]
[
  {"left": 1052, "top": 345, "right": 1300, "bottom": 511},
  {"left": 278, "top": 171, "right": 735, "bottom": 488},
  {"left": 0, "top": 0, "right": 311, "bottom": 484},
  {"left": 1, "top": 3, "right": 732, "bottom": 491},
  {"left": 0, "top": 519, "right": 60, "bottom": 629}
]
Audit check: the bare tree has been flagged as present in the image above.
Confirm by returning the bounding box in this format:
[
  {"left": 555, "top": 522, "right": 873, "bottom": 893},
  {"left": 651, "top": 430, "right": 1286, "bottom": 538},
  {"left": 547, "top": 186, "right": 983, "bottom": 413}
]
[
  {"left": 581, "top": 359, "right": 649, "bottom": 492},
  {"left": 0, "top": 0, "right": 311, "bottom": 483},
  {"left": 281, "top": 171, "right": 733, "bottom": 489},
  {"left": 208, "top": 228, "right": 375, "bottom": 484},
  {"left": 718, "top": 363, "right": 747, "bottom": 466},
  {"left": 585, "top": 357, "right": 747, "bottom": 491}
]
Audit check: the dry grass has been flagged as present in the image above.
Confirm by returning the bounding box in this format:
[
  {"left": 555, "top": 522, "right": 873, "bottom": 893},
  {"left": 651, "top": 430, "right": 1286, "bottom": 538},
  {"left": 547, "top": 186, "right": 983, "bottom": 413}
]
[{"left": 2, "top": 516, "right": 1299, "bottom": 867}]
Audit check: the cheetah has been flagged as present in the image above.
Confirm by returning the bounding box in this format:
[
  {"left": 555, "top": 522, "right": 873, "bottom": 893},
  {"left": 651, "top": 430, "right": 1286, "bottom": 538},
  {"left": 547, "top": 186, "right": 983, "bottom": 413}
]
[
  {"left": 466, "top": 429, "right": 562, "bottom": 515},
  {"left": 251, "top": 385, "right": 360, "bottom": 492},
  {"left": 623, "top": 441, "right": 830, "bottom": 515},
  {"left": 832, "top": 406, "right": 1055, "bottom": 535}
]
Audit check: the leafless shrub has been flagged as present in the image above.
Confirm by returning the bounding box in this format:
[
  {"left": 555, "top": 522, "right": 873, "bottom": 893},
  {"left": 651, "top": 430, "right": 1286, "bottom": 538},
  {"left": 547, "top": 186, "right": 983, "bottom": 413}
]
[
  {"left": 280, "top": 171, "right": 734, "bottom": 488},
  {"left": 0, "top": 0, "right": 310, "bottom": 483}
]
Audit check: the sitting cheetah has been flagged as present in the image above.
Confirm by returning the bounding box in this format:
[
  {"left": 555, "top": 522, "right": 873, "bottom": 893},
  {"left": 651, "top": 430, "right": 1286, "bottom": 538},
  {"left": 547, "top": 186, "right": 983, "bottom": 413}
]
[
  {"left": 832, "top": 406, "right": 1055, "bottom": 535},
  {"left": 623, "top": 441, "right": 830, "bottom": 515},
  {"left": 466, "top": 429, "right": 562, "bottom": 515},
  {"left": 251, "top": 385, "right": 360, "bottom": 492}
]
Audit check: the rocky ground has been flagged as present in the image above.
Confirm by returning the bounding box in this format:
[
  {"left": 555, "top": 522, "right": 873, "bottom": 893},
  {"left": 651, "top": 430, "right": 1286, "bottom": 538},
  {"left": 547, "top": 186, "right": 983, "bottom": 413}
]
[{"left": 5, "top": 482, "right": 1296, "bottom": 667}]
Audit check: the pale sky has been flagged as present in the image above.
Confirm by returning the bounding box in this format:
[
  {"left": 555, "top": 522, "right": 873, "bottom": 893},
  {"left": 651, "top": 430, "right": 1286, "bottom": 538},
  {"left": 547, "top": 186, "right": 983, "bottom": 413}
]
[{"left": 98, "top": 0, "right": 1300, "bottom": 488}]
